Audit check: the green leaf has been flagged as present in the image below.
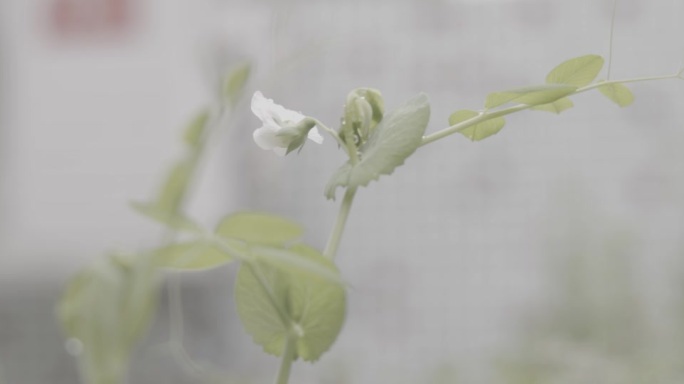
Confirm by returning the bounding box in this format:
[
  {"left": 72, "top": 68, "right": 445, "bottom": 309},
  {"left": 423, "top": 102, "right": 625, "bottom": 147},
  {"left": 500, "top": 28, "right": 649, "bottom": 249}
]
[
  {"left": 546, "top": 54, "right": 604, "bottom": 87},
  {"left": 157, "top": 160, "right": 192, "bottom": 214},
  {"left": 183, "top": 109, "right": 210, "bottom": 148},
  {"left": 130, "top": 158, "right": 202, "bottom": 233},
  {"left": 215, "top": 212, "right": 303, "bottom": 246},
  {"left": 249, "top": 245, "right": 345, "bottom": 286},
  {"left": 209, "top": 236, "right": 345, "bottom": 285},
  {"left": 325, "top": 93, "right": 430, "bottom": 200},
  {"left": 485, "top": 84, "right": 577, "bottom": 109},
  {"left": 598, "top": 82, "right": 635, "bottom": 107},
  {"left": 58, "top": 253, "right": 159, "bottom": 384},
  {"left": 235, "top": 244, "right": 346, "bottom": 362},
  {"left": 153, "top": 241, "right": 233, "bottom": 270},
  {"left": 448, "top": 109, "right": 506, "bottom": 141},
  {"left": 130, "top": 201, "right": 201, "bottom": 233},
  {"left": 530, "top": 97, "right": 574, "bottom": 114},
  {"left": 223, "top": 62, "right": 251, "bottom": 106},
  {"left": 208, "top": 212, "right": 342, "bottom": 285}
]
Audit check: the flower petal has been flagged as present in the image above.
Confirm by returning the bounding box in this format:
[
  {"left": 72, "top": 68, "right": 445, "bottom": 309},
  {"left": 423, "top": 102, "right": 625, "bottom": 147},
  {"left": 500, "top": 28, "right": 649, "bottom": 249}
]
[
  {"left": 251, "top": 91, "right": 320, "bottom": 155},
  {"left": 274, "top": 105, "right": 305, "bottom": 125},
  {"left": 307, "top": 127, "right": 324, "bottom": 144},
  {"left": 253, "top": 126, "right": 285, "bottom": 150},
  {"left": 250, "top": 91, "right": 271, "bottom": 122},
  {"left": 251, "top": 91, "right": 306, "bottom": 126}
]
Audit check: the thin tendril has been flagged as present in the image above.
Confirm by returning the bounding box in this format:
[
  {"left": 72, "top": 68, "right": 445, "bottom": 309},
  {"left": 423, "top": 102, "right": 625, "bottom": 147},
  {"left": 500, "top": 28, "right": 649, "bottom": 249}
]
[{"left": 607, "top": 0, "right": 618, "bottom": 80}]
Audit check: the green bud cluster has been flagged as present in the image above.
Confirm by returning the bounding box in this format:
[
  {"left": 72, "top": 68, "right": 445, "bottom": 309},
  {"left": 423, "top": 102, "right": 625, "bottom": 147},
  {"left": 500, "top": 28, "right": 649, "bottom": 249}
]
[{"left": 339, "top": 88, "right": 384, "bottom": 149}]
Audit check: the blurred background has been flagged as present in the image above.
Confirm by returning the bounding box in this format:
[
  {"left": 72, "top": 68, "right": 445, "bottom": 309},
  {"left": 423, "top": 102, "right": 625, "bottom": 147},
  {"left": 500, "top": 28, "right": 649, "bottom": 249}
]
[{"left": 1, "top": 0, "right": 684, "bottom": 383}]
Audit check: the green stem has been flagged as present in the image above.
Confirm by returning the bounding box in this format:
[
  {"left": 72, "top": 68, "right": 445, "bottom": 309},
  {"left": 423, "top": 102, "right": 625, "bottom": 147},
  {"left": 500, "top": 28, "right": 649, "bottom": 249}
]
[
  {"left": 420, "top": 105, "right": 528, "bottom": 146},
  {"left": 607, "top": 0, "right": 618, "bottom": 80},
  {"left": 579, "top": 73, "right": 681, "bottom": 90},
  {"left": 274, "top": 334, "right": 296, "bottom": 384},
  {"left": 313, "top": 119, "right": 348, "bottom": 149},
  {"left": 324, "top": 187, "right": 358, "bottom": 260},
  {"left": 420, "top": 72, "right": 682, "bottom": 147},
  {"left": 313, "top": 118, "right": 364, "bottom": 165}
]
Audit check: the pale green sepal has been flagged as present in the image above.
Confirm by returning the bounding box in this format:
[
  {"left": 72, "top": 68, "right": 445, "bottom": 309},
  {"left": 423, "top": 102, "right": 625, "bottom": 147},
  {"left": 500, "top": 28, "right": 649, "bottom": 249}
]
[
  {"left": 598, "top": 81, "right": 635, "bottom": 107},
  {"left": 235, "top": 244, "right": 346, "bottom": 362},
  {"left": 484, "top": 84, "right": 577, "bottom": 109},
  {"left": 449, "top": 109, "right": 506, "bottom": 141},
  {"left": 152, "top": 241, "right": 233, "bottom": 270},
  {"left": 325, "top": 93, "right": 430, "bottom": 200},
  {"left": 215, "top": 212, "right": 303, "bottom": 246},
  {"left": 546, "top": 54, "right": 604, "bottom": 87},
  {"left": 530, "top": 97, "right": 575, "bottom": 114},
  {"left": 223, "top": 62, "right": 251, "bottom": 106},
  {"left": 275, "top": 118, "right": 317, "bottom": 155}
]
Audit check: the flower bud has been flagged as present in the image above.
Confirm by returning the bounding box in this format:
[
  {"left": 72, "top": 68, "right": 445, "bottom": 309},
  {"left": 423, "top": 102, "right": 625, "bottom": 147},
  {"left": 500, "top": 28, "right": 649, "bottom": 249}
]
[{"left": 340, "top": 88, "right": 385, "bottom": 147}]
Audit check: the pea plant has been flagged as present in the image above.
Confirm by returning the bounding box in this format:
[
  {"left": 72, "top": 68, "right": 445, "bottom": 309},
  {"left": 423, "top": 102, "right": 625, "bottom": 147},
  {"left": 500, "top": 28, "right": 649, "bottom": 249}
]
[{"left": 56, "top": 32, "right": 683, "bottom": 384}]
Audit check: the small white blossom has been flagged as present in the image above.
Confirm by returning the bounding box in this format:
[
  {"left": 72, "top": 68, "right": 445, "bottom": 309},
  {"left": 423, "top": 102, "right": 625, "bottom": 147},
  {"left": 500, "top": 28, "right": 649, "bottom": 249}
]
[{"left": 251, "top": 91, "right": 324, "bottom": 156}]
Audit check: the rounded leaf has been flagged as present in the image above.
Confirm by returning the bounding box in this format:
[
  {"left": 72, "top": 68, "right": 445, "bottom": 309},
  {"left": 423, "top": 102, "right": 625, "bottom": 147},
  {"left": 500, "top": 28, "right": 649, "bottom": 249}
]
[
  {"left": 598, "top": 82, "right": 634, "bottom": 107},
  {"left": 546, "top": 54, "right": 604, "bottom": 87},
  {"left": 235, "top": 245, "right": 346, "bottom": 362},
  {"left": 449, "top": 109, "right": 506, "bottom": 141}
]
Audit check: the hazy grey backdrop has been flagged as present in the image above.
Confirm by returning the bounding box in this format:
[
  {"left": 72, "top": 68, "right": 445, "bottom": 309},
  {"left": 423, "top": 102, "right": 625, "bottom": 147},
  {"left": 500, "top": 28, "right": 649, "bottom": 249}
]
[{"left": 1, "top": 0, "right": 684, "bottom": 383}]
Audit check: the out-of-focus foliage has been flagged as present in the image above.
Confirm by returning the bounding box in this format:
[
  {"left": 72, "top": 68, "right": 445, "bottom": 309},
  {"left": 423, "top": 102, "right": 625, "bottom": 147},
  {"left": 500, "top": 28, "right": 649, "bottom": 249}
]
[
  {"left": 56, "top": 63, "right": 253, "bottom": 384},
  {"left": 495, "top": 219, "right": 684, "bottom": 384},
  {"left": 153, "top": 240, "right": 232, "bottom": 270},
  {"left": 216, "top": 212, "right": 304, "bottom": 246},
  {"left": 223, "top": 62, "right": 251, "bottom": 106},
  {"left": 426, "top": 364, "right": 459, "bottom": 384},
  {"left": 130, "top": 108, "right": 212, "bottom": 234},
  {"left": 58, "top": 253, "right": 160, "bottom": 384}
]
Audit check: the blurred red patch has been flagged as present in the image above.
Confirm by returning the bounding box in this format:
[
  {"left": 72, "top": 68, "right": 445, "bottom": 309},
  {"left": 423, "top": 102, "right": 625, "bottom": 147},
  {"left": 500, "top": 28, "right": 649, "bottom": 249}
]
[{"left": 50, "top": 0, "right": 132, "bottom": 38}]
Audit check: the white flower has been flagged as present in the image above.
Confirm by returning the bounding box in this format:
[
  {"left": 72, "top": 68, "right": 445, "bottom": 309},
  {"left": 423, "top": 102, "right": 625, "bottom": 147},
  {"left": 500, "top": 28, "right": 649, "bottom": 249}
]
[{"left": 251, "top": 91, "right": 324, "bottom": 156}]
